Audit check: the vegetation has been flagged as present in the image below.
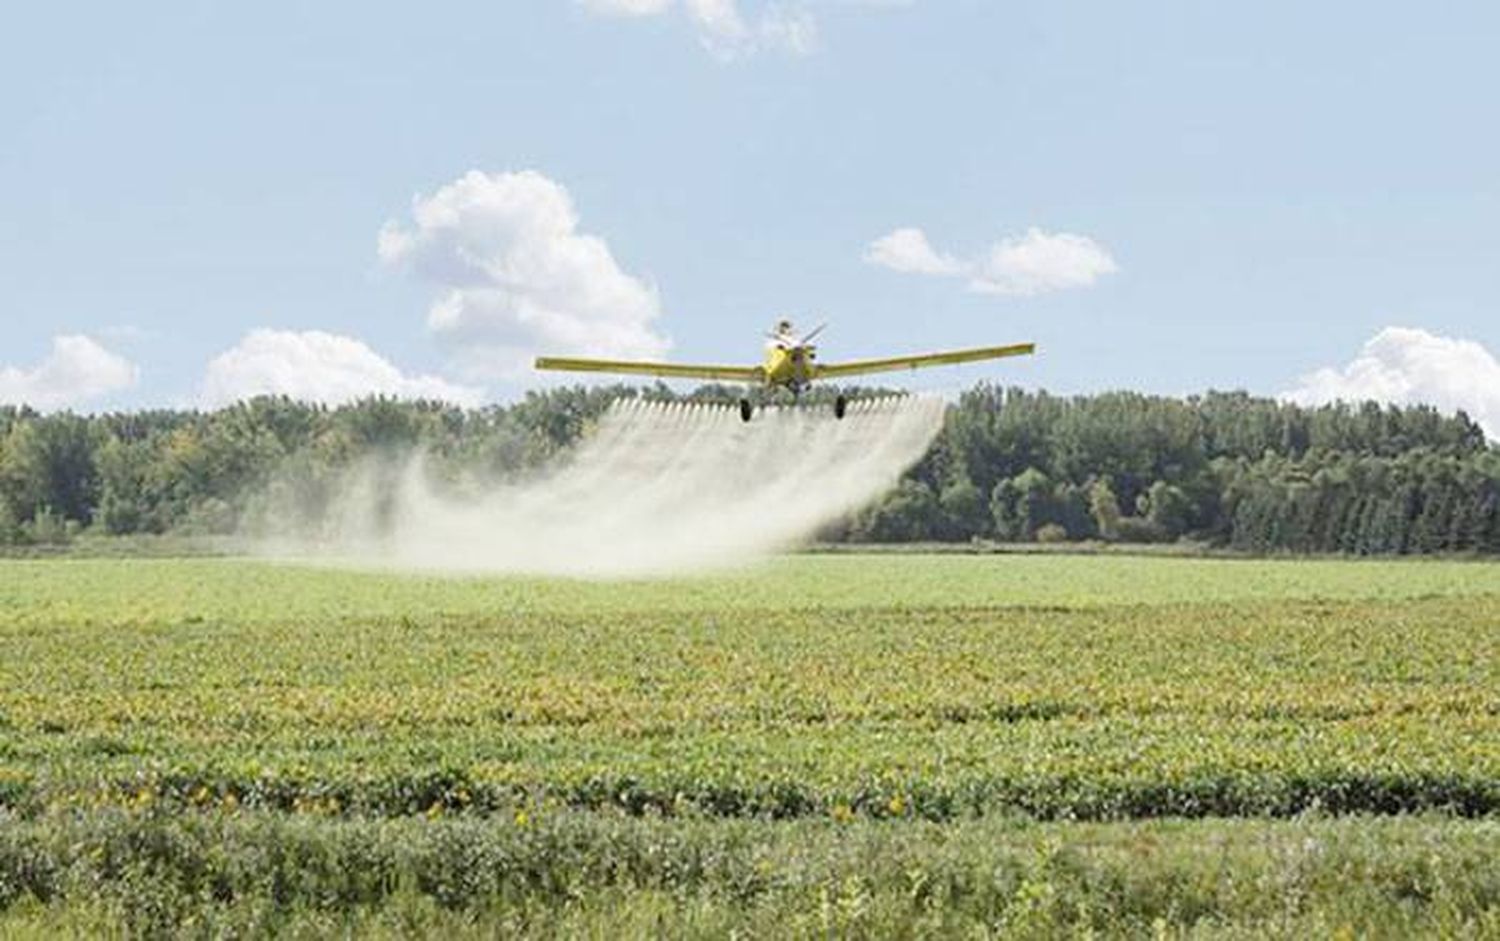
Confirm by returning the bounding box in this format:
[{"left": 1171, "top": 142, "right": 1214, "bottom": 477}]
[
  {"left": 3, "top": 812, "right": 1498, "bottom": 937},
  {"left": 2, "top": 384, "right": 1496, "bottom": 554},
  {"left": 3, "top": 554, "right": 1500, "bottom": 931},
  {"left": 854, "top": 386, "right": 1497, "bottom": 552}
]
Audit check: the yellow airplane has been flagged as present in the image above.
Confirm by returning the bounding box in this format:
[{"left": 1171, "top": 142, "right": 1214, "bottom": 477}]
[{"left": 535, "top": 320, "right": 1035, "bottom": 421}]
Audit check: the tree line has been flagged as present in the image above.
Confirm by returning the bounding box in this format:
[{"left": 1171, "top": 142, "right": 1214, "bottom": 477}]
[
  {"left": 838, "top": 386, "right": 1498, "bottom": 554},
  {"left": 2, "top": 384, "right": 1496, "bottom": 554}
]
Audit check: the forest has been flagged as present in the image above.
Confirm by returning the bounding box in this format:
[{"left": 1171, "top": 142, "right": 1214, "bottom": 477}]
[{"left": 1, "top": 384, "right": 1496, "bottom": 554}]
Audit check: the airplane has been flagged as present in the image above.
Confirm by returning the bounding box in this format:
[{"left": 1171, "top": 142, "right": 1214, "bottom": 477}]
[{"left": 534, "top": 320, "right": 1036, "bottom": 422}]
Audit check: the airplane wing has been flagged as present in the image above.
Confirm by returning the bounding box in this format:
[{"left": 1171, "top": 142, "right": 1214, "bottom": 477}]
[
  {"left": 813, "top": 342, "right": 1036, "bottom": 379},
  {"left": 534, "top": 356, "right": 764, "bottom": 383}
]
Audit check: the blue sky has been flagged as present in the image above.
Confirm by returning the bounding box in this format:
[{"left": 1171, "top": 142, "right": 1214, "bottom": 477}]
[{"left": 2, "top": 2, "right": 1498, "bottom": 429}]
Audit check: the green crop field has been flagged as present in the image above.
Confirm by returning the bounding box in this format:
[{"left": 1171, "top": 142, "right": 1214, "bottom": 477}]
[{"left": 3, "top": 554, "right": 1500, "bottom": 936}]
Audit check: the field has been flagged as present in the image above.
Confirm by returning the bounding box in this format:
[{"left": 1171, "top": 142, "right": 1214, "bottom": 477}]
[{"left": 3, "top": 554, "right": 1500, "bottom": 936}]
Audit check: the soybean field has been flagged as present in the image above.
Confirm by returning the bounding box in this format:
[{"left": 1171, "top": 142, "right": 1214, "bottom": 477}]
[{"left": 2, "top": 554, "right": 1500, "bottom": 937}]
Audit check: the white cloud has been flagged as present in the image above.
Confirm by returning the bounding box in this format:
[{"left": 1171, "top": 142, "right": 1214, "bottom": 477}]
[
  {"left": 865, "top": 226, "right": 1118, "bottom": 296},
  {"left": 1284, "top": 327, "right": 1500, "bottom": 440},
  {"left": 970, "top": 228, "right": 1119, "bottom": 296},
  {"left": 200, "top": 329, "right": 482, "bottom": 408},
  {"left": 684, "top": 0, "right": 753, "bottom": 50},
  {"left": 379, "top": 170, "right": 669, "bottom": 378},
  {"left": 863, "top": 227, "right": 964, "bottom": 276},
  {"left": 756, "top": 5, "right": 818, "bottom": 55},
  {"left": 0, "top": 335, "right": 138, "bottom": 411},
  {"left": 581, "top": 0, "right": 817, "bottom": 58},
  {"left": 583, "top": 0, "right": 673, "bottom": 13}
]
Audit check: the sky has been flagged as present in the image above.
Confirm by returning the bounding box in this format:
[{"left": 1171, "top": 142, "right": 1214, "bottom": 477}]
[{"left": 2, "top": 2, "right": 1498, "bottom": 433}]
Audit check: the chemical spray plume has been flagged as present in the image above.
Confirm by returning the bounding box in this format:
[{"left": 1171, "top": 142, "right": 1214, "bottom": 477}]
[{"left": 253, "top": 395, "right": 945, "bottom": 577}]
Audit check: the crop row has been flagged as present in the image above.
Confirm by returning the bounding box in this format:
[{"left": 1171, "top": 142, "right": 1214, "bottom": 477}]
[{"left": 4, "top": 762, "right": 1500, "bottom": 823}]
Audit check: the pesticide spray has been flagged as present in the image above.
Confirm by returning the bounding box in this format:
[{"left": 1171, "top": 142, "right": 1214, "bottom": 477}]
[{"left": 260, "top": 395, "right": 945, "bottom": 577}]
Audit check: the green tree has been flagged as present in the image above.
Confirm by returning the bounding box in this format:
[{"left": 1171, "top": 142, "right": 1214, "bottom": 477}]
[
  {"left": 1143, "top": 481, "right": 1191, "bottom": 538},
  {"left": 1011, "top": 468, "right": 1054, "bottom": 541},
  {"left": 989, "top": 478, "right": 1021, "bottom": 541},
  {"left": 0, "top": 415, "right": 101, "bottom": 525},
  {"left": 1088, "top": 478, "right": 1122, "bottom": 541},
  {"left": 938, "top": 475, "right": 987, "bottom": 540},
  {"left": 854, "top": 480, "right": 940, "bottom": 543}
]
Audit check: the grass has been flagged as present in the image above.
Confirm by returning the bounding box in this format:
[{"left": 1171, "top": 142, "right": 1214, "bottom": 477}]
[
  {"left": 3, "top": 811, "right": 1500, "bottom": 938},
  {"left": 2, "top": 553, "right": 1499, "bottom": 933}
]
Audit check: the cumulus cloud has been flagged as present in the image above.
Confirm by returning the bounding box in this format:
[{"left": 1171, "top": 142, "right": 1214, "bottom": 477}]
[
  {"left": 583, "top": 0, "right": 673, "bottom": 13},
  {"left": 863, "top": 227, "right": 964, "bottom": 276},
  {"left": 970, "top": 229, "right": 1119, "bottom": 296},
  {"left": 0, "top": 335, "right": 138, "bottom": 411},
  {"left": 200, "top": 329, "right": 482, "bottom": 408},
  {"left": 757, "top": 5, "right": 818, "bottom": 55},
  {"left": 581, "top": 0, "right": 818, "bottom": 58},
  {"left": 1284, "top": 327, "right": 1500, "bottom": 440},
  {"left": 379, "top": 170, "right": 669, "bottom": 378},
  {"left": 865, "top": 226, "right": 1118, "bottom": 296}
]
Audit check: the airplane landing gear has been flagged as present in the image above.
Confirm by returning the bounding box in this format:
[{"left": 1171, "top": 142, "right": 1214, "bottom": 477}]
[
  {"left": 834, "top": 395, "right": 848, "bottom": 420},
  {"left": 739, "top": 398, "right": 753, "bottom": 422}
]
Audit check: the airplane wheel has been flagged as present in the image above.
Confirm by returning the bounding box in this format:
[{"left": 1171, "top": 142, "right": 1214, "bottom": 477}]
[
  {"left": 739, "top": 398, "right": 753, "bottom": 422},
  {"left": 834, "top": 395, "right": 848, "bottom": 420}
]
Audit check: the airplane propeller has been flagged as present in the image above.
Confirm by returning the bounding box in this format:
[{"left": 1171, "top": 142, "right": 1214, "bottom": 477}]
[
  {"left": 798, "top": 322, "right": 828, "bottom": 346},
  {"left": 765, "top": 321, "right": 829, "bottom": 348}
]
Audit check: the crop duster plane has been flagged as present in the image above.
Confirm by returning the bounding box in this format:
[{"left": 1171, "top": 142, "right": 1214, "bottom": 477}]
[{"left": 535, "top": 320, "right": 1036, "bottom": 421}]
